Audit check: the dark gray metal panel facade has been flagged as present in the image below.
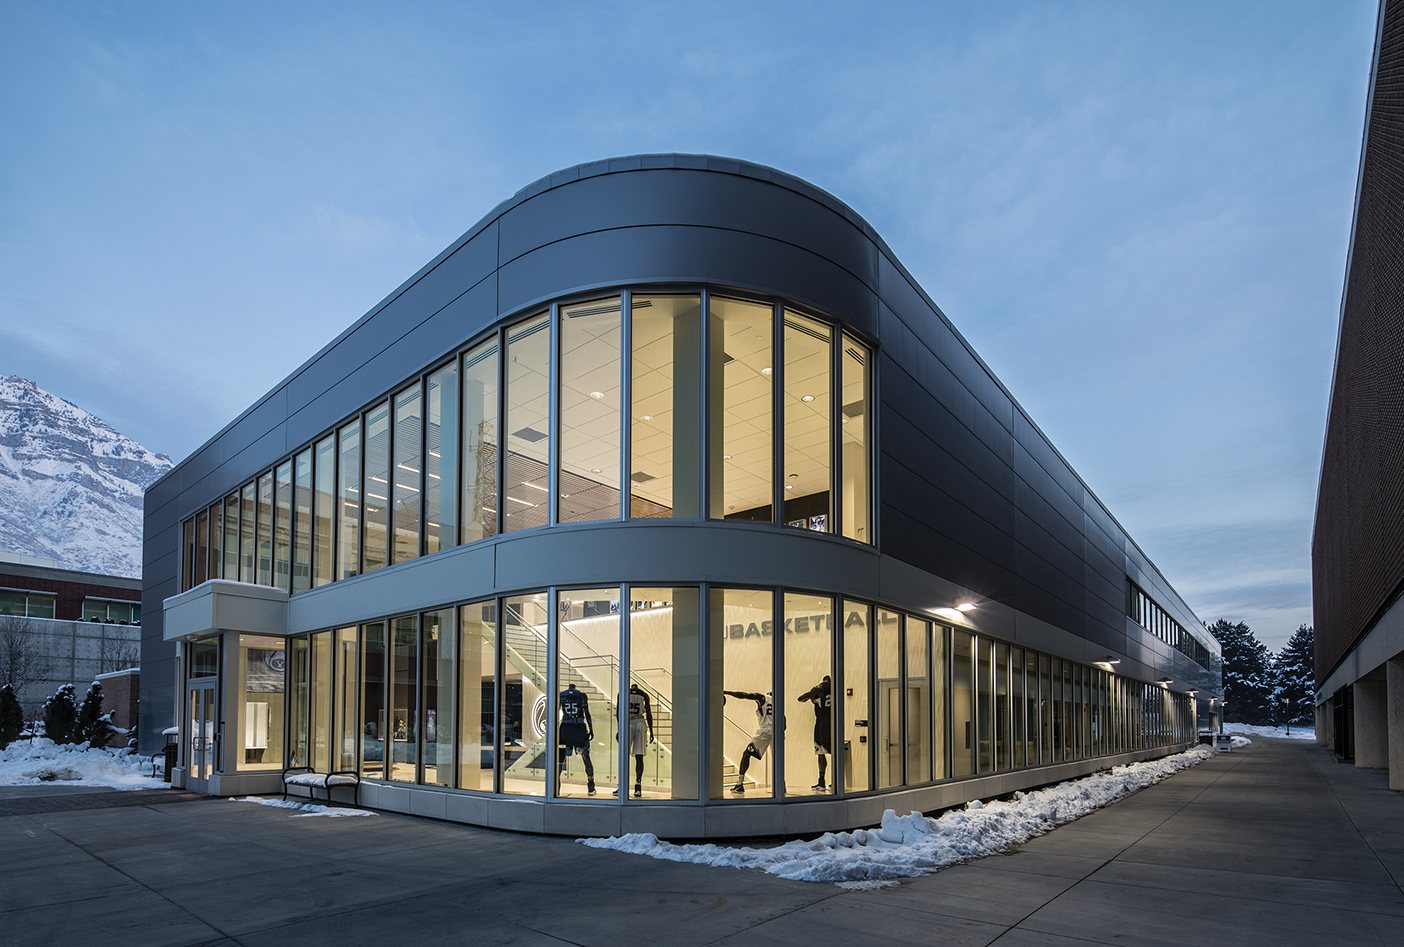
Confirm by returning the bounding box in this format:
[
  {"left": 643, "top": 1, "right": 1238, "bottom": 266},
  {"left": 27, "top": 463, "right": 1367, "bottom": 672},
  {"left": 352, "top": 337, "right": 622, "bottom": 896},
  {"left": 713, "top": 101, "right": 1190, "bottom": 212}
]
[{"left": 140, "top": 154, "right": 1218, "bottom": 752}]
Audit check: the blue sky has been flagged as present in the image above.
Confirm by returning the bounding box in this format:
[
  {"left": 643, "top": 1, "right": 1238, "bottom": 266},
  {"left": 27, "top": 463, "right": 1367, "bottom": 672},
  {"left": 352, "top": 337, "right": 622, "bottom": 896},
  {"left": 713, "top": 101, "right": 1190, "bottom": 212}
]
[{"left": 0, "top": 1, "right": 1381, "bottom": 650}]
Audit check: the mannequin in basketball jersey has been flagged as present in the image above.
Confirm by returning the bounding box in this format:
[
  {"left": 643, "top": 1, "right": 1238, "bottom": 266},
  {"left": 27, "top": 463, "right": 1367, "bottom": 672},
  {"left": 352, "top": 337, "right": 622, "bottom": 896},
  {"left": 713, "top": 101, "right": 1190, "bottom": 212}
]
[{"left": 557, "top": 683, "right": 596, "bottom": 795}]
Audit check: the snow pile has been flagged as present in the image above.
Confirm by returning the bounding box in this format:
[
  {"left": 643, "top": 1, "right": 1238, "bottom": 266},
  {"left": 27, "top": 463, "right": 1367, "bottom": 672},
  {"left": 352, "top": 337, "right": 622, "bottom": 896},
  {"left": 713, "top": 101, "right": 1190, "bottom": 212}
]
[
  {"left": 0, "top": 738, "right": 167, "bottom": 790},
  {"left": 1229, "top": 735, "right": 1252, "bottom": 748},
  {"left": 1224, "top": 723, "right": 1315, "bottom": 741},
  {"left": 580, "top": 744, "right": 1219, "bottom": 883},
  {"left": 230, "top": 796, "right": 375, "bottom": 818}
]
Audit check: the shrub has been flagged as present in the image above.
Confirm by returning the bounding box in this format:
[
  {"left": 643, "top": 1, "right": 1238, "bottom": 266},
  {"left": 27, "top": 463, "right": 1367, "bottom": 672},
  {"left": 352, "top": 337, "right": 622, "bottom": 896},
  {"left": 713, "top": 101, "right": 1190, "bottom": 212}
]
[
  {"left": 42, "top": 684, "right": 78, "bottom": 745},
  {"left": 0, "top": 684, "right": 22, "bottom": 749}
]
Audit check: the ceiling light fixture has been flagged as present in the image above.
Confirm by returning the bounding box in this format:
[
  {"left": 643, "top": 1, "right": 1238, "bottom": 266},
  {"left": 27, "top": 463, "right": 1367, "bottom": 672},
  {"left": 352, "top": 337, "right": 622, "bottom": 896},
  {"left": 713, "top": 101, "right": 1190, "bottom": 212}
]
[
  {"left": 590, "top": 391, "right": 605, "bottom": 400},
  {"left": 801, "top": 394, "right": 815, "bottom": 403},
  {"left": 640, "top": 415, "right": 652, "bottom": 421}
]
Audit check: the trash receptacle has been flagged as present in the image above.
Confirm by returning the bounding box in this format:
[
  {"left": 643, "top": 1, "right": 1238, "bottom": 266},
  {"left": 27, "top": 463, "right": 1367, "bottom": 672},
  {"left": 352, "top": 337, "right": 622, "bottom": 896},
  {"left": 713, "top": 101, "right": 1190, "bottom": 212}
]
[{"left": 162, "top": 743, "right": 177, "bottom": 781}]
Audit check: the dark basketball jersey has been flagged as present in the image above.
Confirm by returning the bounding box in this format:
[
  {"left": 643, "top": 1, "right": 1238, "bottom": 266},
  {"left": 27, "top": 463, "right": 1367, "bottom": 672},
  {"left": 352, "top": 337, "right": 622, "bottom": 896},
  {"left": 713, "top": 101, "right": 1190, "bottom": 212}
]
[
  {"left": 560, "top": 687, "right": 588, "bottom": 724},
  {"left": 803, "top": 680, "right": 832, "bottom": 740}
]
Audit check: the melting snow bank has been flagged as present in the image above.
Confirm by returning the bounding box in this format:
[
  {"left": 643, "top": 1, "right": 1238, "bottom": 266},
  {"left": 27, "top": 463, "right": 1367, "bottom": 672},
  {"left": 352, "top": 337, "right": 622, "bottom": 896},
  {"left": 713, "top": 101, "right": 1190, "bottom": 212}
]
[
  {"left": 1224, "top": 723, "right": 1314, "bottom": 741},
  {"left": 0, "top": 739, "right": 167, "bottom": 789},
  {"left": 579, "top": 744, "right": 1220, "bottom": 883},
  {"left": 230, "top": 796, "right": 376, "bottom": 818}
]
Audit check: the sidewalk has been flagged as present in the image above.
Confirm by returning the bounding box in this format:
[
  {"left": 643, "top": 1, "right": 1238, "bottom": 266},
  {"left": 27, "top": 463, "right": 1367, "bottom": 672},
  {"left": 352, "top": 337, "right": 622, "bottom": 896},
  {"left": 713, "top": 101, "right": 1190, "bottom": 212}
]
[{"left": 1, "top": 738, "right": 1400, "bottom": 946}]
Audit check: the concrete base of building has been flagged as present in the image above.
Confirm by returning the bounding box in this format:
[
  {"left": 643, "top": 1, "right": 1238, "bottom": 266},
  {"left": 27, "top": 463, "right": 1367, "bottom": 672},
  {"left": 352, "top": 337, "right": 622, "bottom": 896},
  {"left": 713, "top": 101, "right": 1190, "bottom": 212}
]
[
  {"left": 1354, "top": 680, "right": 1389, "bottom": 769},
  {"left": 1389, "top": 658, "right": 1404, "bottom": 791}
]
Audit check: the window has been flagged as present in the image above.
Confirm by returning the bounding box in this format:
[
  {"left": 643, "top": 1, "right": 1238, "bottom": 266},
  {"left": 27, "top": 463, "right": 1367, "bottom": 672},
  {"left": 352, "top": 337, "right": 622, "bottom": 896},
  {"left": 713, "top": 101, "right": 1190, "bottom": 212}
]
[
  {"left": 392, "top": 385, "right": 422, "bottom": 564},
  {"left": 783, "top": 311, "right": 832, "bottom": 532},
  {"left": 840, "top": 335, "right": 870, "bottom": 542},
  {"left": 363, "top": 401, "right": 391, "bottom": 573},
  {"left": 708, "top": 297, "right": 774, "bottom": 523},
  {"left": 629, "top": 587, "right": 701, "bottom": 800},
  {"left": 256, "top": 472, "right": 273, "bottom": 586},
  {"left": 501, "top": 592, "right": 549, "bottom": 795},
  {"left": 237, "top": 634, "right": 285, "bottom": 771},
  {"left": 708, "top": 588, "right": 774, "bottom": 799},
  {"left": 313, "top": 436, "right": 335, "bottom": 588},
  {"left": 907, "top": 619, "right": 931, "bottom": 783},
  {"left": 239, "top": 482, "right": 256, "bottom": 582},
  {"left": 422, "top": 609, "right": 453, "bottom": 786},
  {"left": 784, "top": 592, "right": 834, "bottom": 797},
  {"left": 504, "top": 313, "right": 550, "bottom": 533},
  {"left": 292, "top": 448, "right": 312, "bottom": 593},
  {"left": 0, "top": 591, "right": 55, "bottom": 619},
  {"left": 876, "top": 609, "right": 902, "bottom": 788},
  {"left": 843, "top": 601, "right": 872, "bottom": 792},
  {"left": 951, "top": 630, "right": 974, "bottom": 777},
  {"left": 461, "top": 338, "right": 499, "bottom": 544},
  {"left": 559, "top": 297, "right": 622, "bottom": 523},
  {"left": 630, "top": 294, "right": 701, "bottom": 517},
  {"left": 425, "top": 362, "right": 457, "bottom": 555},
  {"left": 82, "top": 599, "right": 139, "bottom": 623},
  {"left": 457, "top": 599, "right": 497, "bottom": 792},
  {"left": 556, "top": 588, "right": 621, "bottom": 798},
  {"left": 388, "top": 614, "right": 418, "bottom": 782},
  {"left": 337, "top": 422, "right": 361, "bottom": 580},
  {"left": 360, "top": 621, "right": 386, "bottom": 779},
  {"left": 274, "top": 460, "right": 292, "bottom": 592},
  {"left": 194, "top": 508, "right": 209, "bottom": 586},
  {"left": 223, "top": 493, "right": 239, "bottom": 580}
]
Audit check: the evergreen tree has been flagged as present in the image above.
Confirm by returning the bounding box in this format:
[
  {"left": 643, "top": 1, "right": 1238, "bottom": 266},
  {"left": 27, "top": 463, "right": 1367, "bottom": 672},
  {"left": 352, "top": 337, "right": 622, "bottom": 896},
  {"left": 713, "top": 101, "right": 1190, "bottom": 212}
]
[
  {"left": 1210, "top": 619, "right": 1274, "bottom": 725},
  {"left": 76, "top": 681, "right": 113, "bottom": 748},
  {"left": 0, "top": 683, "right": 22, "bottom": 749},
  {"left": 42, "top": 683, "right": 78, "bottom": 745},
  {"left": 1272, "top": 625, "right": 1315, "bottom": 727}
]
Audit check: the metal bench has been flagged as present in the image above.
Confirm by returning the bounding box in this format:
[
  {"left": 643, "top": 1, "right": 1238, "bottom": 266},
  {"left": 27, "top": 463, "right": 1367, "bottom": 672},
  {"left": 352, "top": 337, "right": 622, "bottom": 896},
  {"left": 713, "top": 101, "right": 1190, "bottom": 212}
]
[{"left": 281, "top": 766, "right": 360, "bottom": 806}]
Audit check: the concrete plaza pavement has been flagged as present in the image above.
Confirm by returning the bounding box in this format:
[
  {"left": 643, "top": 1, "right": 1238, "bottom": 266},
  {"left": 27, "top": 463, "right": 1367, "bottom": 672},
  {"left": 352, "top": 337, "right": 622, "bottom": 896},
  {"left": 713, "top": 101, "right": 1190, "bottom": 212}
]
[{"left": 2, "top": 737, "right": 1401, "bottom": 946}]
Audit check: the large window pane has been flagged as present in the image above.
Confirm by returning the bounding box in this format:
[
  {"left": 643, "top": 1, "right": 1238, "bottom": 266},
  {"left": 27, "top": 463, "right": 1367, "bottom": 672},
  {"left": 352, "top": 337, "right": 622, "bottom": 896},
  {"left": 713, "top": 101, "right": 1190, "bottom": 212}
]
[
  {"left": 501, "top": 592, "right": 549, "bottom": 795},
  {"left": 334, "top": 627, "right": 357, "bottom": 771},
  {"left": 907, "top": 619, "right": 931, "bottom": 784},
  {"left": 556, "top": 588, "right": 620, "bottom": 798},
  {"left": 630, "top": 294, "right": 701, "bottom": 518},
  {"left": 932, "top": 624, "right": 948, "bottom": 780},
  {"left": 240, "top": 482, "right": 256, "bottom": 582},
  {"left": 995, "top": 641, "right": 1011, "bottom": 771},
  {"left": 289, "top": 636, "right": 310, "bottom": 768},
  {"left": 237, "top": 634, "right": 284, "bottom": 772},
  {"left": 782, "top": 310, "right": 831, "bottom": 532},
  {"left": 785, "top": 592, "right": 834, "bottom": 797},
  {"left": 337, "top": 422, "right": 360, "bottom": 580},
  {"left": 422, "top": 609, "right": 453, "bottom": 787},
  {"left": 292, "top": 448, "right": 312, "bottom": 593},
  {"left": 274, "top": 460, "right": 292, "bottom": 592},
  {"left": 876, "top": 609, "right": 902, "bottom": 789},
  {"left": 208, "top": 504, "right": 222, "bottom": 580},
  {"left": 193, "top": 510, "right": 208, "bottom": 586},
  {"left": 182, "top": 518, "right": 194, "bottom": 591},
  {"left": 313, "top": 436, "right": 335, "bottom": 587},
  {"left": 1040, "top": 654, "right": 1053, "bottom": 765},
  {"left": 363, "top": 401, "right": 391, "bottom": 572},
  {"left": 708, "top": 297, "right": 773, "bottom": 522},
  {"left": 256, "top": 473, "right": 273, "bottom": 586},
  {"left": 842, "top": 601, "right": 872, "bottom": 792},
  {"left": 393, "top": 384, "right": 422, "bottom": 564},
  {"left": 708, "top": 588, "right": 775, "bottom": 799},
  {"left": 629, "top": 587, "right": 700, "bottom": 800},
  {"left": 458, "top": 600, "right": 497, "bottom": 792},
  {"left": 1012, "top": 647, "right": 1026, "bottom": 768},
  {"left": 951, "top": 630, "right": 974, "bottom": 777},
  {"left": 977, "top": 637, "right": 993, "bottom": 773},
  {"left": 389, "top": 615, "right": 418, "bottom": 782},
  {"left": 360, "top": 621, "right": 385, "bottom": 779},
  {"left": 461, "top": 338, "right": 499, "bottom": 543},
  {"left": 559, "top": 297, "right": 622, "bottom": 523},
  {"left": 504, "top": 313, "right": 549, "bottom": 533},
  {"left": 223, "top": 493, "right": 239, "bottom": 580},
  {"left": 311, "top": 630, "right": 331, "bottom": 772},
  {"left": 425, "top": 361, "right": 458, "bottom": 555},
  {"left": 841, "top": 334, "right": 871, "bottom": 543}
]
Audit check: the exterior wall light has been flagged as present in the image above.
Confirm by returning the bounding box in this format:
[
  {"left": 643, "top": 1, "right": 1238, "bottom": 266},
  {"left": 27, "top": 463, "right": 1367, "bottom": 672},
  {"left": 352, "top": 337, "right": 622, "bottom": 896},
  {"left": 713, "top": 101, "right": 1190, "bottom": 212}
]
[
  {"left": 1156, "top": 677, "right": 1173, "bottom": 686},
  {"left": 955, "top": 602, "right": 977, "bottom": 612}
]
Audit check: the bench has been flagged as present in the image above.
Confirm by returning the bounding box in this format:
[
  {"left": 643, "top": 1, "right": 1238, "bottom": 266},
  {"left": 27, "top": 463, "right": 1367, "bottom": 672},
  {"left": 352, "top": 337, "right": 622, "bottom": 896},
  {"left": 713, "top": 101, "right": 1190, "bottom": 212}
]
[{"left": 281, "top": 767, "right": 360, "bottom": 806}]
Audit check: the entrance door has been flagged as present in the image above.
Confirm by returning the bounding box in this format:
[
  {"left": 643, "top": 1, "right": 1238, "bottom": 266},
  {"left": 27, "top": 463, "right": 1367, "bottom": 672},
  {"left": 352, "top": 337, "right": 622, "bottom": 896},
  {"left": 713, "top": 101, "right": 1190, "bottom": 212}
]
[{"left": 187, "top": 681, "right": 218, "bottom": 792}]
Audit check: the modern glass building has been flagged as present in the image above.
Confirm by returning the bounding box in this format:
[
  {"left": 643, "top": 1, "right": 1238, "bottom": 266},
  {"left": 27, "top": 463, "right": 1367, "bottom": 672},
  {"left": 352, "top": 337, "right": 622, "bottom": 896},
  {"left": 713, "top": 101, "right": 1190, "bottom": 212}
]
[{"left": 143, "top": 155, "right": 1220, "bottom": 837}]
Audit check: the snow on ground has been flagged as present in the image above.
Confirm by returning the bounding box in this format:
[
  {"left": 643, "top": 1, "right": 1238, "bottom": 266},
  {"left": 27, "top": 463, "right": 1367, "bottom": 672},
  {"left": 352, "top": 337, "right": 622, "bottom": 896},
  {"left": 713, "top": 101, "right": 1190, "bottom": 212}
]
[
  {"left": 0, "top": 738, "right": 167, "bottom": 790},
  {"left": 1223, "top": 723, "right": 1315, "bottom": 741},
  {"left": 230, "top": 796, "right": 375, "bottom": 818},
  {"left": 580, "top": 744, "right": 1220, "bottom": 884}
]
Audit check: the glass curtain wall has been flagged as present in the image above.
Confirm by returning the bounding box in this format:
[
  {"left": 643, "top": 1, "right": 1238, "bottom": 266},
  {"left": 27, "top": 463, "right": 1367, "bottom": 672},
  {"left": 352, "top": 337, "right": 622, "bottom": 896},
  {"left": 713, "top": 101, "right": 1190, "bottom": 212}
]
[
  {"left": 458, "top": 599, "right": 497, "bottom": 792},
  {"left": 630, "top": 295, "right": 701, "bottom": 517},
  {"left": 559, "top": 297, "right": 622, "bottom": 523},
  {"left": 556, "top": 588, "right": 621, "bottom": 798},
  {"left": 425, "top": 362, "right": 458, "bottom": 555},
  {"left": 784, "top": 592, "right": 834, "bottom": 797},
  {"left": 783, "top": 311, "right": 832, "bottom": 531},
  {"left": 843, "top": 601, "right": 872, "bottom": 793},
  {"left": 628, "top": 587, "right": 700, "bottom": 800},
  {"left": 708, "top": 298, "right": 774, "bottom": 522},
  {"left": 501, "top": 592, "right": 549, "bottom": 795},
  {"left": 504, "top": 313, "right": 550, "bottom": 533},
  {"left": 461, "top": 338, "right": 499, "bottom": 543},
  {"left": 392, "top": 385, "right": 422, "bottom": 564},
  {"left": 709, "top": 589, "right": 775, "bottom": 799}
]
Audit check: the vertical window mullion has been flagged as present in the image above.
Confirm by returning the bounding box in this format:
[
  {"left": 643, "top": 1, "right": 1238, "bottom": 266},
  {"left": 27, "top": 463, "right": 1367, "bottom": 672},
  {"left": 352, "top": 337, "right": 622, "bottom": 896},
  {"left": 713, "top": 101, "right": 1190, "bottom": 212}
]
[
  {"left": 620, "top": 290, "right": 632, "bottom": 521},
  {"left": 772, "top": 302, "right": 784, "bottom": 525},
  {"left": 548, "top": 304, "right": 560, "bottom": 526}
]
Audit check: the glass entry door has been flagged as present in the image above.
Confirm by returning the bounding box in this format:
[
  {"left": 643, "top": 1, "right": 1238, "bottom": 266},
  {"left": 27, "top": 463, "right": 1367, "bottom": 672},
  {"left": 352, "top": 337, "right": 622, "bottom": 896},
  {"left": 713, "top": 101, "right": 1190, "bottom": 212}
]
[{"left": 187, "top": 681, "right": 218, "bottom": 792}]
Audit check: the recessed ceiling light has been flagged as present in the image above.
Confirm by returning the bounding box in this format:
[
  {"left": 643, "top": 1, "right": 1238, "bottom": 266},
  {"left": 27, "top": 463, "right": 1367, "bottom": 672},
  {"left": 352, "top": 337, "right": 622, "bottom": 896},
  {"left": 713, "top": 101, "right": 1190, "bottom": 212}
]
[
  {"left": 590, "top": 391, "right": 605, "bottom": 400},
  {"left": 801, "top": 395, "right": 815, "bottom": 403},
  {"left": 723, "top": 454, "right": 732, "bottom": 460},
  {"left": 761, "top": 367, "right": 772, "bottom": 376},
  {"left": 640, "top": 415, "right": 652, "bottom": 421},
  {"left": 591, "top": 468, "right": 601, "bottom": 474},
  {"left": 785, "top": 485, "right": 794, "bottom": 490}
]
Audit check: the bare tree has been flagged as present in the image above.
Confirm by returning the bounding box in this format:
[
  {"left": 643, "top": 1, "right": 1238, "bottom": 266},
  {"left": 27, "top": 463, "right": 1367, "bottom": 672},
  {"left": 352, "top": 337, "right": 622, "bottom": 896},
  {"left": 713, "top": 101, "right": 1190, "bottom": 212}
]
[
  {"left": 98, "top": 637, "right": 141, "bottom": 675},
  {"left": 0, "top": 615, "right": 46, "bottom": 693}
]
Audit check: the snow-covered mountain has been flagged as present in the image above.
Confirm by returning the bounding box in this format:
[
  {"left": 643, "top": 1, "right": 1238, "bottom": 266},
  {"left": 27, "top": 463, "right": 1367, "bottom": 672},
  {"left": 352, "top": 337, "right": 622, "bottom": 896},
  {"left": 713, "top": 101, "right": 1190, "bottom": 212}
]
[{"left": 0, "top": 376, "right": 172, "bottom": 578}]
